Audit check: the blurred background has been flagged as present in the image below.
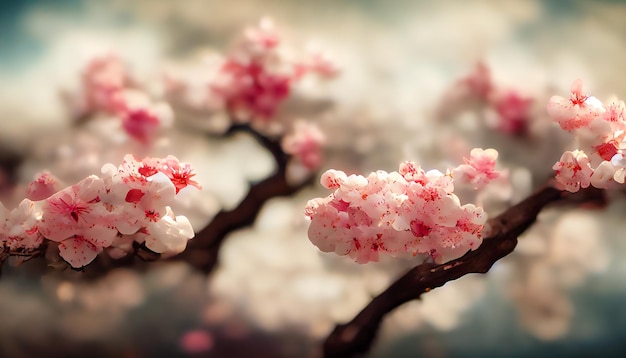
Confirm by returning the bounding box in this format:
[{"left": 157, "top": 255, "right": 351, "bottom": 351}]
[{"left": 2, "top": 0, "right": 626, "bottom": 357}]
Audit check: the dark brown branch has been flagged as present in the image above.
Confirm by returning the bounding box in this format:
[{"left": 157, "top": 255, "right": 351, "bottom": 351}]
[
  {"left": 322, "top": 185, "right": 606, "bottom": 358},
  {"left": 171, "top": 124, "right": 314, "bottom": 273}
]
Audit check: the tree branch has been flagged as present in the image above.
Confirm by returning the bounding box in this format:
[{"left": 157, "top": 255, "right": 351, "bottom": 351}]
[
  {"left": 171, "top": 124, "right": 314, "bottom": 273},
  {"left": 322, "top": 185, "right": 606, "bottom": 358}
]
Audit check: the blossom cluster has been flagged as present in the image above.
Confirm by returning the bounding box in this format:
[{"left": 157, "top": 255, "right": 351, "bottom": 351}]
[
  {"left": 1, "top": 155, "right": 201, "bottom": 268},
  {"left": 447, "top": 62, "right": 534, "bottom": 136},
  {"left": 547, "top": 79, "right": 626, "bottom": 192},
  {"left": 80, "top": 55, "right": 173, "bottom": 143},
  {"left": 212, "top": 18, "right": 338, "bottom": 124},
  {"left": 166, "top": 19, "right": 338, "bottom": 133},
  {"left": 305, "top": 149, "right": 502, "bottom": 264}
]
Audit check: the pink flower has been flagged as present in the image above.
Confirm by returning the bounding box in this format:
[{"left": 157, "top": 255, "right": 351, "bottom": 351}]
[
  {"left": 213, "top": 60, "right": 292, "bottom": 121},
  {"left": 159, "top": 156, "right": 202, "bottom": 194},
  {"left": 114, "top": 90, "right": 174, "bottom": 144},
  {"left": 104, "top": 172, "right": 176, "bottom": 235},
  {"left": 2, "top": 199, "right": 43, "bottom": 250},
  {"left": 602, "top": 100, "right": 626, "bottom": 123},
  {"left": 281, "top": 120, "right": 326, "bottom": 170},
  {"left": 143, "top": 207, "right": 195, "bottom": 255},
  {"left": 552, "top": 150, "right": 593, "bottom": 192},
  {"left": 39, "top": 176, "right": 117, "bottom": 267},
  {"left": 488, "top": 89, "right": 533, "bottom": 136},
  {"left": 547, "top": 79, "right": 605, "bottom": 131},
  {"left": 453, "top": 148, "right": 501, "bottom": 188},
  {"left": 82, "top": 54, "right": 129, "bottom": 114},
  {"left": 101, "top": 154, "right": 199, "bottom": 233}
]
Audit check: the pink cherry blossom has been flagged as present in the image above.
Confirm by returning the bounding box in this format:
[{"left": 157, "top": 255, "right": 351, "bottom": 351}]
[
  {"left": 104, "top": 172, "right": 176, "bottom": 235},
  {"left": 547, "top": 79, "right": 605, "bottom": 131},
  {"left": 114, "top": 90, "right": 174, "bottom": 144},
  {"left": 602, "top": 99, "right": 626, "bottom": 123},
  {"left": 453, "top": 148, "right": 501, "bottom": 188},
  {"left": 159, "top": 156, "right": 202, "bottom": 194},
  {"left": 552, "top": 150, "right": 594, "bottom": 193},
  {"left": 2, "top": 199, "right": 43, "bottom": 251},
  {"left": 38, "top": 176, "right": 117, "bottom": 267},
  {"left": 281, "top": 120, "right": 326, "bottom": 170},
  {"left": 82, "top": 54, "right": 129, "bottom": 114},
  {"left": 488, "top": 89, "right": 533, "bottom": 136},
  {"left": 143, "top": 207, "right": 195, "bottom": 255},
  {"left": 320, "top": 169, "right": 348, "bottom": 189}
]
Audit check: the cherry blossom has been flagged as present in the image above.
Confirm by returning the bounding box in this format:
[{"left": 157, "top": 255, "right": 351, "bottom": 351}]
[
  {"left": 81, "top": 54, "right": 130, "bottom": 114},
  {"left": 101, "top": 154, "right": 199, "bottom": 235},
  {"left": 546, "top": 80, "right": 626, "bottom": 191},
  {"left": 1, "top": 199, "right": 42, "bottom": 251},
  {"left": 38, "top": 176, "right": 118, "bottom": 267},
  {"left": 547, "top": 79, "right": 605, "bottom": 131},
  {"left": 453, "top": 148, "right": 501, "bottom": 188},
  {"left": 143, "top": 206, "right": 195, "bottom": 255},
  {"left": 281, "top": 120, "right": 326, "bottom": 171},
  {"left": 112, "top": 90, "right": 174, "bottom": 143},
  {"left": 159, "top": 156, "right": 202, "bottom": 194},
  {"left": 552, "top": 150, "right": 593, "bottom": 193},
  {"left": 488, "top": 89, "right": 533, "bottom": 136}
]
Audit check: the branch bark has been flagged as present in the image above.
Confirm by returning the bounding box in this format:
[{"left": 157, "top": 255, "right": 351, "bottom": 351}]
[
  {"left": 322, "top": 185, "right": 605, "bottom": 358},
  {"left": 172, "top": 124, "right": 314, "bottom": 273}
]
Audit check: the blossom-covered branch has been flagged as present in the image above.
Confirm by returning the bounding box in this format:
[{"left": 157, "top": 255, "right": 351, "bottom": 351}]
[
  {"left": 322, "top": 184, "right": 605, "bottom": 358},
  {"left": 548, "top": 79, "right": 626, "bottom": 191},
  {"left": 317, "top": 78, "right": 622, "bottom": 357},
  {"left": 0, "top": 155, "right": 200, "bottom": 270}
]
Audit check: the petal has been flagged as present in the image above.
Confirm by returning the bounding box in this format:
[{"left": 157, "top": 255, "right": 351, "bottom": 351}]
[
  {"left": 58, "top": 237, "right": 100, "bottom": 268},
  {"left": 84, "top": 224, "right": 118, "bottom": 248}
]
